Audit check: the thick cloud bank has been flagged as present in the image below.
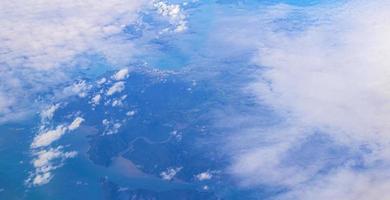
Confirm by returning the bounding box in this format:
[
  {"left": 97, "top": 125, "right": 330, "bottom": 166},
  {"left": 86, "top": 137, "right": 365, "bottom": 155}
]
[{"left": 226, "top": 1, "right": 390, "bottom": 199}]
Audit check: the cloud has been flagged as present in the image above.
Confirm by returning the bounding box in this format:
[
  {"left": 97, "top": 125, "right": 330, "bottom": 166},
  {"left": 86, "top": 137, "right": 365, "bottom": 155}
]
[
  {"left": 40, "top": 104, "right": 60, "bottom": 122},
  {"left": 252, "top": 1, "right": 390, "bottom": 143},
  {"left": 31, "top": 117, "right": 84, "bottom": 148},
  {"left": 29, "top": 107, "right": 84, "bottom": 186},
  {"left": 68, "top": 117, "right": 84, "bottom": 131},
  {"left": 29, "top": 146, "right": 77, "bottom": 186},
  {"left": 279, "top": 168, "right": 390, "bottom": 200},
  {"left": 154, "top": 1, "right": 187, "bottom": 33},
  {"left": 31, "top": 125, "right": 67, "bottom": 149},
  {"left": 60, "top": 80, "right": 92, "bottom": 98},
  {"left": 216, "top": 0, "right": 390, "bottom": 199},
  {"left": 112, "top": 68, "right": 130, "bottom": 81},
  {"left": 0, "top": 0, "right": 149, "bottom": 123},
  {"left": 90, "top": 94, "right": 102, "bottom": 106},
  {"left": 97, "top": 77, "right": 107, "bottom": 85},
  {"left": 196, "top": 171, "right": 213, "bottom": 181},
  {"left": 160, "top": 167, "right": 182, "bottom": 181},
  {"left": 107, "top": 81, "right": 125, "bottom": 96},
  {"left": 0, "top": 0, "right": 194, "bottom": 123},
  {"left": 126, "top": 110, "right": 136, "bottom": 117},
  {"left": 101, "top": 119, "right": 122, "bottom": 135},
  {"left": 0, "top": 0, "right": 148, "bottom": 70}
]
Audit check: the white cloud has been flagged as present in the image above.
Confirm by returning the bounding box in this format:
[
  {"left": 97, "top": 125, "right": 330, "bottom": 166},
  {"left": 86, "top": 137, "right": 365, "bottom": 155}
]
[
  {"left": 217, "top": 0, "right": 390, "bottom": 199},
  {"left": 0, "top": 0, "right": 193, "bottom": 124},
  {"left": 40, "top": 104, "right": 60, "bottom": 122},
  {"left": 97, "top": 77, "right": 107, "bottom": 85},
  {"left": 29, "top": 113, "right": 83, "bottom": 186},
  {"left": 160, "top": 167, "right": 182, "bottom": 181},
  {"left": 111, "top": 99, "right": 123, "bottom": 107},
  {"left": 107, "top": 81, "right": 125, "bottom": 96},
  {"left": 0, "top": 0, "right": 148, "bottom": 70},
  {"left": 107, "top": 123, "right": 122, "bottom": 135},
  {"left": 30, "top": 147, "right": 77, "bottom": 186},
  {"left": 91, "top": 94, "right": 101, "bottom": 105},
  {"left": 250, "top": 0, "right": 390, "bottom": 144},
  {"left": 68, "top": 117, "right": 84, "bottom": 131},
  {"left": 32, "top": 172, "right": 52, "bottom": 186},
  {"left": 113, "top": 68, "right": 130, "bottom": 81},
  {"left": 31, "top": 125, "right": 67, "bottom": 148},
  {"left": 61, "top": 80, "right": 92, "bottom": 98},
  {"left": 275, "top": 166, "right": 390, "bottom": 200},
  {"left": 31, "top": 117, "right": 84, "bottom": 148},
  {"left": 111, "top": 95, "right": 127, "bottom": 107},
  {"left": 101, "top": 119, "right": 122, "bottom": 135},
  {"left": 196, "top": 171, "right": 213, "bottom": 181},
  {"left": 126, "top": 110, "right": 136, "bottom": 116},
  {"left": 0, "top": 0, "right": 149, "bottom": 123},
  {"left": 154, "top": 1, "right": 187, "bottom": 33},
  {"left": 102, "top": 119, "right": 110, "bottom": 126}
]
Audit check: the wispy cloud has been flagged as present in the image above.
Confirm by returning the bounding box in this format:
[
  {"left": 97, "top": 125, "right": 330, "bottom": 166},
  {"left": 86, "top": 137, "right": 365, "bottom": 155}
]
[
  {"left": 29, "top": 146, "right": 77, "bottom": 186},
  {"left": 27, "top": 67, "right": 135, "bottom": 186},
  {"left": 31, "top": 116, "right": 84, "bottom": 148},
  {"left": 106, "top": 81, "right": 125, "bottom": 96},
  {"left": 112, "top": 68, "right": 130, "bottom": 81},
  {"left": 217, "top": 0, "right": 390, "bottom": 199}
]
